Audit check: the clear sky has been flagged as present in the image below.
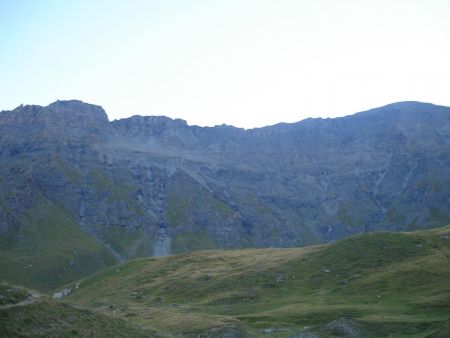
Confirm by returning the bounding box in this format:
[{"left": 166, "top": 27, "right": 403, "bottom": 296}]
[{"left": 1, "top": 0, "right": 449, "bottom": 128}]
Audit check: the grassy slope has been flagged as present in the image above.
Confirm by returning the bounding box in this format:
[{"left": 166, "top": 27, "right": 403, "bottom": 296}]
[
  {"left": 64, "top": 225, "right": 450, "bottom": 337},
  {"left": 0, "top": 197, "right": 117, "bottom": 291},
  {"left": 0, "top": 285, "right": 161, "bottom": 337},
  {"left": 0, "top": 283, "right": 29, "bottom": 306},
  {"left": 171, "top": 231, "right": 219, "bottom": 254}
]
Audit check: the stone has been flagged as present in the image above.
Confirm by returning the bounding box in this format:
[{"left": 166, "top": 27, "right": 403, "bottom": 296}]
[
  {"left": 1, "top": 100, "right": 450, "bottom": 264},
  {"left": 52, "top": 289, "right": 71, "bottom": 300}
]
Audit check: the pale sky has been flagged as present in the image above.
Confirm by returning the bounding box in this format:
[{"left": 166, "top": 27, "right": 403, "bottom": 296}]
[{"left": 1, "top": 0, "right": 449, "bottom": 128}]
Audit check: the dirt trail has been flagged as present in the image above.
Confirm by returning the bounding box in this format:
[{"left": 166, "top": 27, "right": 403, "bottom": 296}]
[{"left": 0, "top": 291, "right": 40, "bottom": 310}]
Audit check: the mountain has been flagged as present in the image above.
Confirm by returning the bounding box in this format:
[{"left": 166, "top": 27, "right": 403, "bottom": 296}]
[
  {"left": 1, "top": 100, "right": 450, "bottom": 289},
  {"left": 61, "top": 225, "right": 450, "bottom": 337}
]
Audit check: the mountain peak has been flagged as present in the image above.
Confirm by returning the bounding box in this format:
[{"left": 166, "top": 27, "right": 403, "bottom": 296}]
[
  {"left": 346, "top": 101, "right": 449, "bottom": 122},
  {"left": 47, "top": 99, "right": 109, "bottom": 123},
  {"left": 0, "top": 100, "right": 109, "bottom": 129},
  {"left": 48, "top": 99, "right": 101, "bottom": 110}
]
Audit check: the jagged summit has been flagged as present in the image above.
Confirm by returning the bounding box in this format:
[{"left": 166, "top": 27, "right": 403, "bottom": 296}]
[
  {"left": 48, "top": 99, "right": 107, "bottom": 116},
  {"left": 112, "top": 114, "right": 189, "bottom": 136},
  {"left": 0, "top": 100, "right": 109, "bottom": 129},
  {"left": 2, "top": 99, "right": 447, "bottom": 130}
]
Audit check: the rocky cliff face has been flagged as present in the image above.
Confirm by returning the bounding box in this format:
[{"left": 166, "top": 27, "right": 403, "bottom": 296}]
[{"left": 1, "top": 100, "right": 450, "bottom": 275}]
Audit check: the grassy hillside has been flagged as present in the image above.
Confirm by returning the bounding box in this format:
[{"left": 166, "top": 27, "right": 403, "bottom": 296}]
[
  {"left": 0, "top": 197, "right": 117, "bottom": 291},
  {"left": 0, "top": 284, "right": 161, "bottom": 337},
  {"left": 62, "top": 225, "right": 450, "bottom": 337}
]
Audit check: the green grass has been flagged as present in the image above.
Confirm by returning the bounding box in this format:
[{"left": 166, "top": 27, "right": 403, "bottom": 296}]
[
  {"left": 166, "top": 171, "right": 234, "bottom": 227},
  {"left": 89, "top": 169, "right": 143, "bottom": 216},
  {"left": 171, "top": 231, "right": 219, "bottom": 254},
  {"left": 97, "top": 226, "right": 154, "bottom": 259},
  {"left": 0, "top": 197, "right": 117, "bottom": 291},
  {"left": 52, "top": 155, "right": 83, "bottom": 184},
  {"left": 0, "top": 283, "right": 29, "bottom": 306},
  {"left": 0, "top": 285, "right": 161, "bottom": 337},
  {"left": 429, "top": 207, "right": 450, "bottom": 227},
  {"left": 166, "top": 192, "right": 192, "bottom": 226},
  {"left": 63, "top": 225, "right": 450, "bottom": 337}
]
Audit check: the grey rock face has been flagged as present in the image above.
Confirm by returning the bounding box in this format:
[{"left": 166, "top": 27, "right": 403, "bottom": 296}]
[
  {"left": 287, "top": 318, "right": 366, "bottom": 338},
  {"left": 1, "top": 100, "right": 450, "bottom": 260},
  {"left": 324, "top": 318, "right": 365, "bottom": 338},
  {"left": 194, "top": 324, "right": 254, "bottom": 338},
  {"left": 286, "top": 332, "right": 322, "bottom": 338}
]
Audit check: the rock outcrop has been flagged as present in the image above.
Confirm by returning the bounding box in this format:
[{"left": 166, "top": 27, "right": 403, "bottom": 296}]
[{"left": 1, "top": 100, "right": 450, "bottom": 266}]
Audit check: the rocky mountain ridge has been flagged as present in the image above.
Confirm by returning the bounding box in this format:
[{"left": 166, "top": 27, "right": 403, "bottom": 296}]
[{"left": 1, "top": 100, "right": 450, "bottom": 288}]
